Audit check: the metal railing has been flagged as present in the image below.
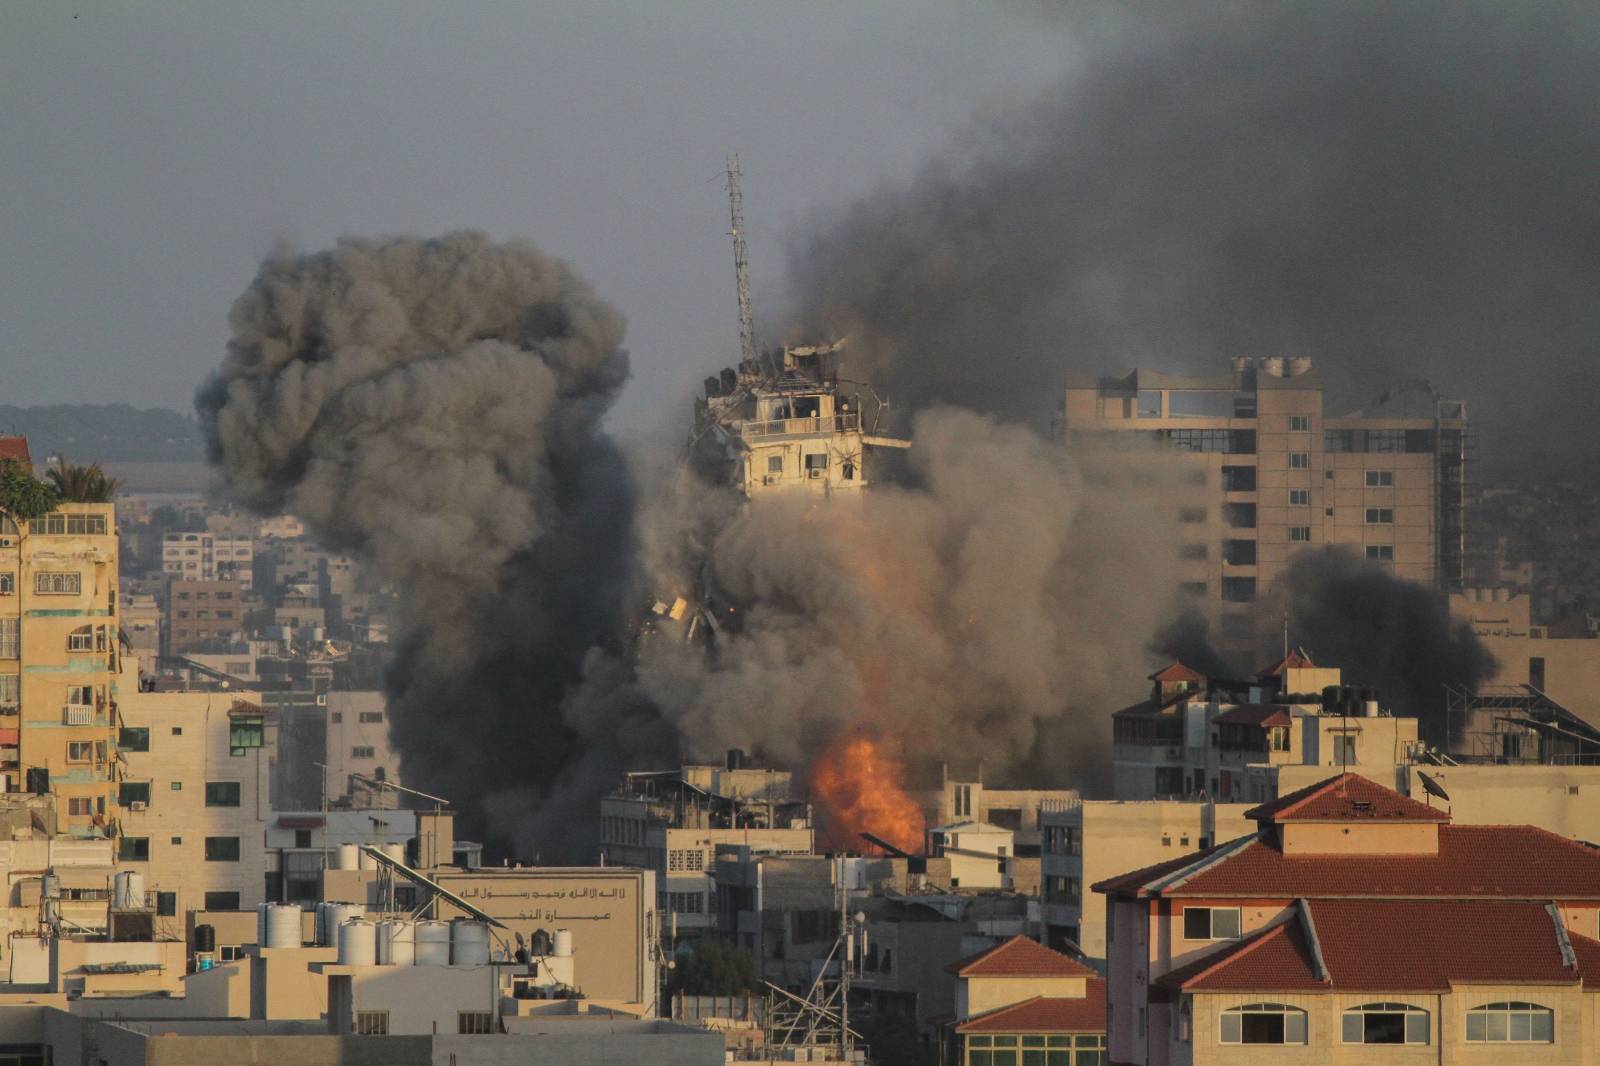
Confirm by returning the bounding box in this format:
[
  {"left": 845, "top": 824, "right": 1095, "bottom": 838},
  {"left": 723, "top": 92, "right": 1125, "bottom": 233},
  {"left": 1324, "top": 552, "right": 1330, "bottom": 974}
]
[{"left": 739, "top": 412, "right": 861, "bottom": 439}]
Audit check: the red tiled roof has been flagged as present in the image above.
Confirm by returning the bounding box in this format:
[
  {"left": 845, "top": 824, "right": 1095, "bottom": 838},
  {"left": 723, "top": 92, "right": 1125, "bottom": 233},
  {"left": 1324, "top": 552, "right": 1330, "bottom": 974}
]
[
  {"left": 1149, "top": 661, "right": 1205, "bottom": 685},
  {"left": 1166, "top": 900, "right": 1600, "bottom": 993},
  {"left": 1257, "top": 648, "right": 1315, "bottom": 677},
  {"left": 0, "top": 437, "right": 30, "bottom": 466},
  {"left": 1111, "top": 824, "right": 1600, "bottom": 899},
  {"left": 1092, "top": 842, "right": 1232, "bottom": 897},
  {"left": 957, "top": 984, "right": 1107, "bottom": 1034},
  {"left": 1243, "top": 773, "right": 1448, "bottom": 823},
  {"left": 1213, "top": 704, "right": 1293, "bottom": 727},
  {"left": 946, "top": 935, "right": 1098, "bottom": 978}
]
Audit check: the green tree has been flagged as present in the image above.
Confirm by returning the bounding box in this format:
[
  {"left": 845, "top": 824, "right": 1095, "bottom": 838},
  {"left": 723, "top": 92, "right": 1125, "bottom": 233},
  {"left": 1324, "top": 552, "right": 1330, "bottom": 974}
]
[
  {"left": 46, "top": 459, "right": 120, "bottom": 503},
  {"left": 0, "top": 460, "right": 60, "bottom": 523},
  {"left": 665, "top": 937, "right": 759, "bottom": 998}
]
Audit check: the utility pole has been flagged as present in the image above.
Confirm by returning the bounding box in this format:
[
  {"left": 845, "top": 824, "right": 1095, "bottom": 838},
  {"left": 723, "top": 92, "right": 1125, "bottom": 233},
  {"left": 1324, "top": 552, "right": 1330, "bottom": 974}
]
[{"left": 724, "top": 154, "right": 757, "bottom": 365}]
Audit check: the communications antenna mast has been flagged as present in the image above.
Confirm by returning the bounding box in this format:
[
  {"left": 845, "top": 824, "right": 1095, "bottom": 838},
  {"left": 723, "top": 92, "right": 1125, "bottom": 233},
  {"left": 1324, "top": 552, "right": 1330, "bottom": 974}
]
[{"left": 725, "top": 154, "right": 757, "bottom": 364}]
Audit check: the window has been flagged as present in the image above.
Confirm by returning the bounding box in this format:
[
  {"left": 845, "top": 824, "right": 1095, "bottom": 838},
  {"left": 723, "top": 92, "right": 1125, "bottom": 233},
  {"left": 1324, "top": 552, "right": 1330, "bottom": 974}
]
[
  {"left": 204, "top": 890, "right": 241, "bottom": 910},
  {"left": 156, "top": 891, "right": 177, "bottom": 916},
  {"left": 804, "top": 453, "right": 828, "bottom": 472},
  {"left": 294, "top": 829, "right": 313, "bottom": 849},
  {"left": 1223, "top": 502, "right": 1256, "bottom": 528},
  {"left": 118, "top": 837, "right": 150, "bottom": 861},
  {"left": 330, "top": 712, "right": 342, "bottom": 724},
  {"left": 205, "top": 781, "right": 242, "bottom": 807},
  {"left": 1221, "top": 577, "right": 1256, "bottom": 603},
  {"left": 1343, "top": 1003, "right": 1429, "bottom": 1045},
  {"left": 0, "top": 573, "right": 12, "bottom": 595},
  {"left": 1178, "top": 507, "right": 1206, "bottom": 523},
  {"left": 67, "top": 797, "right": 94, "bottom": 817},
  {"left": 204, "top": 837, "right": 242, "bottom": 861},
  {"left": 1220, "top": 1003, "right": 1307, "bottom": 1045},
  {"left": 1288, "top": 489, "right": 1309, "bottom": 506},
  {"left": 1365, "top": 545, "right": 1394, "bottom": 561},
  {"left": 1137, "top": 389, "right": 1163, "bottom": 418},
  {"left": 1288, "top": 452, "right": 1310, "bottom": 469},
  {"left": 351, "top": 746, "right": 376, "bottom": 759},
  {"left": 171, "top": 781, "right": 182, "bottom": 790},
  {"left": 33, "top": 512, "right": 108, "bottom": 535},
  {"left": 1168, "top": 391, "right": 1235, "bottom": 418},
  {"left": 1288, "top": 415, "right": 1310, "bottom": 432},
  {"left": 1365, "top": 470, "right": 1394, "bottom": 487},
  {"left": 1467, "top": 1002, "right": 1553, "bottom": 1043},
  {"left": 1365, "top": 508, "right": 1393, "bottom": 524},
  {"left": 458, "top": 1012, "right": 494, "bottom": 1035},
  {"left": 118, "top": 781, "right": 151, "bottom": 806},
  {"left": 66, "top": 685, "right": 95, "bottom": 706},
  {"left": 228, "top": 716, "right": 264, "bottom": 756},
  {"left": 1178, "top": 543, "right": 1208, "bottom": 560},
  {"left": 767, "top": 455, "right": 783, "bottom": 474},
  {"left": 34, "top": 571, "right": 81, "bottom": 595},
  {"left": 67, "top": 626, "right": 94, "bottom": 652},
  {"left": 1530, "top": 656, "right": 1546, "bottom": 691},
  {"left": 358, "top": 711, "right": 383, "bottom": 724},
  {"left": 1223, "top": 540, "right": 1256, "bottom": 566},
  {"left": 1333, "top": 734, "right": 1358, "bottom": 764},
  {"left": 1288, "top": 526, "right": 1311, "bottom": 542},
  {"left": 0, "top": 618, "right": 16, "bottom": 659},
  {"left": 1182, "top": 906, "right": 1241, "bottom": 940},
  {"left": 1166, "top": 428, "right": 1255, "bottom": 454},
  {"left": 0, "top": 673, "right": 17, "bottom": 709},
  {"left": 1269, "top": 726, "right": 1291, "bottom": 751},
  {"left": 1221, "top": 465, "right": 1256, "bottom": 492},
  {"left": 67, "top": 742, "right": 94, "bottom": 762},
  {"left": 667, "top": 848, "right": 706, "bottom": 872}
]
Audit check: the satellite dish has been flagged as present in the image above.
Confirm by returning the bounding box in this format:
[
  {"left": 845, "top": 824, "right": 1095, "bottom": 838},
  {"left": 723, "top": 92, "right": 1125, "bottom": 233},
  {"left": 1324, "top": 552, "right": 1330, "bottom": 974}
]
[{"left": 1418, "top": 771, "right": 1450, "bottom": 802}]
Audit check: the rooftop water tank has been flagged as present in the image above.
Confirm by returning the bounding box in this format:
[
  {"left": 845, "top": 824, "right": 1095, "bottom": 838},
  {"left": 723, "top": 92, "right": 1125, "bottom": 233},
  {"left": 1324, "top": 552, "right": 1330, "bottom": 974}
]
[
  {"left": 381, "top": 843, "right": 405, "bottom": 866},
  {"left": 1260, "top": 356, "right": 1287, "bottom": 378},
  {"left": 553, "top": 929, "right": 573, "bottom": 958},
  {"left": 357, "top": 846, "right": 378, "bottom": 871},
  {"left": 337, "top": 920, "right": 376, "bottom": 966},
  {"left": 450, "top": 919, "right": 490, "bottom": 966},
  {"left": 334, "top": 843, "right": 360, "bottom": 871},
  {"left": 377, "top": 920, "right": 414, "bottom": 966},
  {"left": 1287, "top": 356, "right": 1313, "bottom": 377},
  {"left": 415, "top": 921, "right": 451, "bottom": 966},
  {"left": 322, "top": 903, "right": 364, "bottom": 946},
  {"left": 264, "top": 904, "right": 302, "bottom": 949},
  {"left": 112, "top": 871, "right": 145, "bottom": 910}
]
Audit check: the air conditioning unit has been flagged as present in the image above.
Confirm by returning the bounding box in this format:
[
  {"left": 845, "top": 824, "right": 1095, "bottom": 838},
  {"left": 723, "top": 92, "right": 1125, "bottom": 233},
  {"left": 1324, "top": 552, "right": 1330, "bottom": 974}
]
[
  {"left": 129, "top": 801, "right": 147, "bottom": 812},
  {"left": 0, "top": 537, "right": 14, "bottom": 548},
  {"left": 762, "top": 475, "right": 778, "bottom": 486},
  {"left": 63, "top": 706, "right": 92, "bottom": 726},
  {"left": 807, "top": 469, "right": 823, "bottom": 479}
]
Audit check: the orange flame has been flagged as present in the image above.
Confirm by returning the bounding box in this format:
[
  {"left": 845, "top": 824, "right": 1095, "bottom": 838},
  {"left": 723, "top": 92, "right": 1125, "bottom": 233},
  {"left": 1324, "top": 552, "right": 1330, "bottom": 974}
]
[{"left": 811, "top": 734, "right": 926, "bottom": 855}]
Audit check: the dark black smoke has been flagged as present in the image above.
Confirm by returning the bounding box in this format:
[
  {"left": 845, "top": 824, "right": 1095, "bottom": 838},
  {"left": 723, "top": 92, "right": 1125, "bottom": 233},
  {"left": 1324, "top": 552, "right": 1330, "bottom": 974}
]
[
  {"left": 196, "top": 233, "right": 672, "bottom": 859},
  {"left": 1149, "top": 609, "right": 1239, "bottom": 682},
  {"left": 788, "top": 2, "right": 1600, "bottom": 453}
]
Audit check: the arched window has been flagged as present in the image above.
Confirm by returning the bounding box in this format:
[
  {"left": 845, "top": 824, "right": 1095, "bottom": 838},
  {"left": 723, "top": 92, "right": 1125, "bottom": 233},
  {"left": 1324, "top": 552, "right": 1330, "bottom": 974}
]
[
  {"left": 67, "top": 625, "right": 93, "bottom": 652},
  {"left": 1466, "top": 1002, "right": 1553, "bottom": 1043},
  {"left": 1343, "top": 1003, "right": 1429, "bottom": 1045},
  {"left": 1220, "top": 1003, "right": 1307, "bottom": 1045}
]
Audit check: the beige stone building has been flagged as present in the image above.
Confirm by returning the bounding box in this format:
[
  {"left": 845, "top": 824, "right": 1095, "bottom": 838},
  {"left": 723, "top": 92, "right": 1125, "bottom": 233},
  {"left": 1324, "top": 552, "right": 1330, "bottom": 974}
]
[
  {"left": 1095, "top": 774, "right": 1600, "bottom": 1065},
  {"left": 163, "top": 577, "right": 243, "bottom": 655},
  {"left": 1451, "top": 587, "right": 1600, "bottom": 727},
  {"left": 940, "top": 936, "right": 1107, "bottom": 1066},
  {"left": 0, "top": 487, "right": 121, "bottom": 836},
  {"left": 1063, "top": 358, "right": 1466, "bottom": 647}
]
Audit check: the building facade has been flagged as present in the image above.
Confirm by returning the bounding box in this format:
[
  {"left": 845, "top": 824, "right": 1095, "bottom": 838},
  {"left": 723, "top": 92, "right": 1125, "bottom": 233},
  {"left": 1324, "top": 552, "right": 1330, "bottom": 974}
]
[
  {"left": 1063, "top": 358, "right": 1466, "bottom": 646},
  {"left": 162, "top": 531, "right": 254, "bottom": 589},
  {"left": 163, "top": 577, "right": 244, "bottom": 655}
]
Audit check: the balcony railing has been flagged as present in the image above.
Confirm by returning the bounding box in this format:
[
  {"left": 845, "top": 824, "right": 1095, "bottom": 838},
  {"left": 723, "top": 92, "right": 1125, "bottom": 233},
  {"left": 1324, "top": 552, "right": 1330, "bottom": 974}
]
[{"left": 739, "top": 412, "right": 860, "bottom": 439}]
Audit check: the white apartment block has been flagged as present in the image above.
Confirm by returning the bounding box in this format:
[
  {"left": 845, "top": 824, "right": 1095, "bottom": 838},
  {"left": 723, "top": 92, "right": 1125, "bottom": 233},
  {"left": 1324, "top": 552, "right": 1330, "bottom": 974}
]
[
  {"left": 324, "top": 691, "right": 400, "bottom": 807},
  {"left": 162, "top": 532, "right": 254, "bottom": 590}
]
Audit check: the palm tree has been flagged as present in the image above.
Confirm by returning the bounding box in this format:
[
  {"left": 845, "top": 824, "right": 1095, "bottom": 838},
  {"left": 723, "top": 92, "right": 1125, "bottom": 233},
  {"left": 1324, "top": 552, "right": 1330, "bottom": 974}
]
[{"left": 46, "top": 459, "right": 121, "bottom": 503}]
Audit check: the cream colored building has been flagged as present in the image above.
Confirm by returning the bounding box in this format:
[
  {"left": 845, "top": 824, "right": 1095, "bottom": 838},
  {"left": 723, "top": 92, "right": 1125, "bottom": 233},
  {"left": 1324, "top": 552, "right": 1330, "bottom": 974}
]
[
  {"left": 917, "top": 764, "right": 1079, "bottom": 850},
  {"left": 1451, "top": 588, "right": 1600, "bottom": 727},
  {"left": 929, "top": 821, "right": 1015, "bottom": 892},
  {"left": 1064, "top": 358, "right": 1465, "bottom": 647},
  {"left": 942, "top": 936, "right": 1107, "bottom": 1066},
  {"left": 322, "top": 691, "right": 400, "bottom": 806},
  {"left": 0, "top": 500, "right": 121, "bottom": 835},
  {"left": 1039, "top": 798, "right": 1253, "bottom": 964},
  {"left": 162, "top": 530, "right": 254, "bottom": 589}
]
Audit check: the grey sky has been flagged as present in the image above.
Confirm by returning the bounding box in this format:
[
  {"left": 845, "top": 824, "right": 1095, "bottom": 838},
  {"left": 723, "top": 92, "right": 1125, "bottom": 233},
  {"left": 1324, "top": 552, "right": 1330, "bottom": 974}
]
[{"left": 0, "top": 2, "right": 1069, "bottom": 433}]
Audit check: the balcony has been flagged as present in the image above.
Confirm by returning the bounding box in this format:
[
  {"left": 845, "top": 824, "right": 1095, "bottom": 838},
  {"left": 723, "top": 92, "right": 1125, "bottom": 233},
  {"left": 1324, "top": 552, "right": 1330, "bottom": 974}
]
[{"left": 739, "top": 412, "right": 860, "bottom": 440}]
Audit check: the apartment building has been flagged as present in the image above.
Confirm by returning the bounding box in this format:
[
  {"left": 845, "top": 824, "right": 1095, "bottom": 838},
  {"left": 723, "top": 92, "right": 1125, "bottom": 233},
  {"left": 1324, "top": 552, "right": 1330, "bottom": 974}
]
[
  {"left": 114, "top": 662, "right": 272, "bottom": 918},
  {"left": 1112, "top": 654, "right": 1419, "bottom": 804},
  {"left": 162, "top": 577, "right": 243, "bottom": 654},
  {"left": 916, "top": 764, "right": 1079, "bottom": 851},
  {"left": 940, "top": 936, "right": 1107, "bottom": 1066},
  {"left": 161, "top": 531, "right": 254, "bottom": 589},
  {"left": 600, "top": 759, "right": 812, "bottom": 937},
  {"left": 1063, "top": 358, "right": 1466, "bottom": 646},
  {"left": 1094, "top": 774, "right": 1600, "bottom": 1065},
  {"left": 323, "top": 691, "right": 399, "bottom": 806},
  {"left": 1451, "top": 587, "right": 1600, "bottom": 727},
  {"left": 1039, "top": 798, "right": 1252, "bottom": 965},
  {"left": 0, "top": 493, "right": 121, "bottom": 836}
]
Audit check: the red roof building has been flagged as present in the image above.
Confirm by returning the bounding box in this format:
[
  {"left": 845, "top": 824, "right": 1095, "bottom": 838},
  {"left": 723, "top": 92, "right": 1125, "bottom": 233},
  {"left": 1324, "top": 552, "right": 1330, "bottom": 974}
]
[
  {"left": 0, "top": 436, "right": 31, "bottom": 469},
  {"left": 938, "top": 936, "right": 1106, "bottom": 1065},
  {"left": 1094, "top": 772, "right": 1600, "bottom": 1066}
]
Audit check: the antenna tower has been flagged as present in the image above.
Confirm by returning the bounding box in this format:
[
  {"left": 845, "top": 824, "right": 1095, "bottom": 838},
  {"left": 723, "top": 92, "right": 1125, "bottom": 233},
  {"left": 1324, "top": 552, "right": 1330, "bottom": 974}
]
[{"left": 724, "top": 154, "right": 757, "bottom": 364}]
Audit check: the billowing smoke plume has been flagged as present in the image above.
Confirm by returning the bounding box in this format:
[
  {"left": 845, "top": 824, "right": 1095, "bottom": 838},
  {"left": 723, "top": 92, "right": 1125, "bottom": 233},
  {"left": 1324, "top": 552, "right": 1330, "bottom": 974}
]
[
  {"left": 633, "top": 411, "right": 1193, "bottom": 799},
  {"left": 197, "top": 233, "right": 671, "bottom": 855},
  {"left": 787, "top": 2, "right": 1600, "bottom": 452}
]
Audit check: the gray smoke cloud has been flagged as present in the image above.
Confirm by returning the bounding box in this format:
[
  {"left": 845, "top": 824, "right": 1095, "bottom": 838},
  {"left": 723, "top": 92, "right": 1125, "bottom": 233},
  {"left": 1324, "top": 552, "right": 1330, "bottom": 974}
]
[
  {"left": 197, "top": 232, "right": 667, "bottom": 856},
  {"left": 786, "top": 2, "right": 1600, "bottom": 452}
]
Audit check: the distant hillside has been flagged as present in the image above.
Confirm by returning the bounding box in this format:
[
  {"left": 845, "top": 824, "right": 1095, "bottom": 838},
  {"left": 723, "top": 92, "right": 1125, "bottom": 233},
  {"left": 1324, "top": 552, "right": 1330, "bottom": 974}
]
[{"left": 0, "top": 404, "right": 206, "bottom": 464}]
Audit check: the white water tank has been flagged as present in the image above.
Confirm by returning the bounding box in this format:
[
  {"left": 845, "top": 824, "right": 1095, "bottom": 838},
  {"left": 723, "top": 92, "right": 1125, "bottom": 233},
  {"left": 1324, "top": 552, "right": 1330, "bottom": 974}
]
[
  {"left": 377, "top": 920, "right": 415, "bottom": 966},
  {"left": 414, "top": 921, "right": 451, "bottom": 966},
  {"left": 337, "top": 920, "right": 376, "bottom": 966},
  {"left": 264, "top": 904, "right": 303, "bottom": 949},
  {"left": 450, "top": 919, "right": 490, "bottom": 966},
  {"left": 358, "top": 847, "right": 378, "bottom": 871},
  {"left": 380, "top": 842, "right": 405, "bottom": 865},
  {"left": 553, "top": 929, "right": 573, "bottom": 958},
  {"left": 1260, "top": 356, "right": 1286, "bottom": 377},
  {"left": 112, "top": 871, "right": 145, "bottom": 909},
  {"left": 1287, "top": 356, "right": 1313, "bottom": 377},
  {"left": 322, "top": 903, "right": 363, "bottom": 945},
  {"left": 335, "top": 843, "right": 360, "bottom": 871}
]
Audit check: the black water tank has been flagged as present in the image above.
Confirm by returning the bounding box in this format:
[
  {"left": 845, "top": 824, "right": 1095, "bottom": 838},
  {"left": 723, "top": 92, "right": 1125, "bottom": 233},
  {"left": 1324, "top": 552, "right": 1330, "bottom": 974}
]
[
  {"left": 1321, "top": 685, "right": 1341, "bottom": 713},
  {"left": 720, "top": 367, "right": 737, "bottom": 394},
  {"left": 26, "top": 768, "right": 48, "bottom": 795},
  {"left": 704, "top": 376, "right": 721, "bottom": 399},
  {"left": 193, "top": 924, "right": 216, "bottom": 953}
]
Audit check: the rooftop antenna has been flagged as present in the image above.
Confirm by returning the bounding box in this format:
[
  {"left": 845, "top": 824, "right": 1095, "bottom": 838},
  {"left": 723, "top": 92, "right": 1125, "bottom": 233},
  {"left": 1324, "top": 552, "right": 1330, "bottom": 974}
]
[{"left": 724, "top": 154, "right": 758, "bottom": 365}]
